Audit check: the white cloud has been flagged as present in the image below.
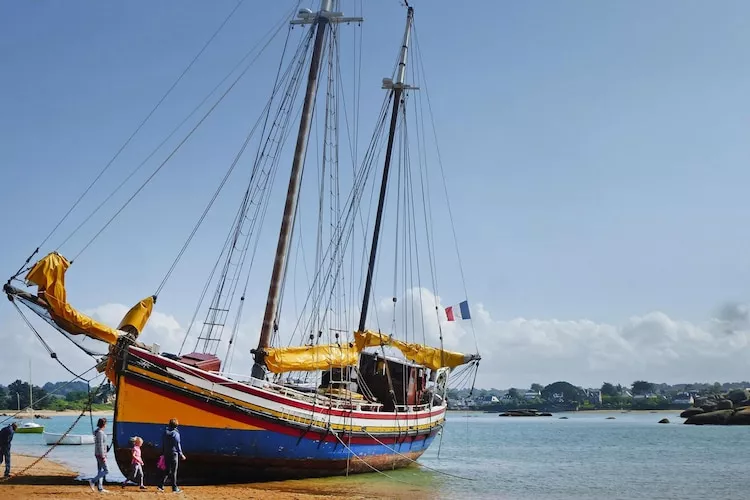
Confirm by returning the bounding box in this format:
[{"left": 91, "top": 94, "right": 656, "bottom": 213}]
[
  {"left": 87, "top": 303, "right": 184, "bottom": 354},
  {"left": 0, "top": 310, "right": 99, "bottom": 386},
  {"left": 2, "top": 291, "right": 750, "bottom": 391},
  {"left": 0, "top": 302, "right": 189, "bottom": 386},
  {"left": 371, "top": 288, "right": 750, "bottom": 389}
]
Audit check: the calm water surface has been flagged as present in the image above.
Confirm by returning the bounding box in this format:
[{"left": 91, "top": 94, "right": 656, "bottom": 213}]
[{"left": 8, "top": 410, "right": 744, "bottom": 499}]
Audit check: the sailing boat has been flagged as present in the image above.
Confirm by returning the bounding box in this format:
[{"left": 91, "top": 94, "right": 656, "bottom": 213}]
[
  {"left": 4, "top": 1, "right": 479, "bottom": 483},
  {"left": 16, "top": 361, "right": 44, "bottom": 434}
]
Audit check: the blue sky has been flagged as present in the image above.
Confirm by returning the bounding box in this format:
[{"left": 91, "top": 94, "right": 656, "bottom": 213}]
[{"left": 2, "top": 1, "right": 750, "bottom": 388}]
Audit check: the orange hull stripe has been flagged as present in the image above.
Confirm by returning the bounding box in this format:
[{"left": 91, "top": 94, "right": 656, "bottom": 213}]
[{"left": 116, "top": 376, "right": 261, "bottom": 431}]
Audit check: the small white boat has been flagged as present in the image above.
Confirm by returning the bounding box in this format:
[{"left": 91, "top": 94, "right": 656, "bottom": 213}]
[
  {"left": 16, "top": 422, "right": 44, "bottom": 434},
  {"left": 15, "top": 362, "right": 45, "bottom": 434},
  {"left": 43, "top": 432, "right": 94, "bottom": 445}
]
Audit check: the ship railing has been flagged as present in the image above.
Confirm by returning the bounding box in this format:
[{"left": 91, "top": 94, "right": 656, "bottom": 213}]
[{"left": 209, "top": 371, "right": 254, "bottom": 383}]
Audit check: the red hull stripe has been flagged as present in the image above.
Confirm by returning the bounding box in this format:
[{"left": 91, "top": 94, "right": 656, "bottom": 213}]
[{"left": 131, "top": 347, "right": 445, "bottom": 421}]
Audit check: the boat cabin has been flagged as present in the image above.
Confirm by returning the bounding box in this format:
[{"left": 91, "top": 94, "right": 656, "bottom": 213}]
[{"left": 357, "top": 352, "right": 427, "bottom": 411}]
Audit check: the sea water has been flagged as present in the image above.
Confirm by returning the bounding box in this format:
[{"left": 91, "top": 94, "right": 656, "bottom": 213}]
[
  {"left": 8, "top": 411, "right": 744, "bottom": 499},
  {"left": 9, "top": 413, "right": 120, "bottom": 480}
]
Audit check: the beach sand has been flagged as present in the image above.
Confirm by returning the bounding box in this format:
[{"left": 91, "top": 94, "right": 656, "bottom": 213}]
[{"left": 1, "top": 455, "right": 426, "bottom": 499}]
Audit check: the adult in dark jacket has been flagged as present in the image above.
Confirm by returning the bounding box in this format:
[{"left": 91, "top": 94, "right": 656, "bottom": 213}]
[
  {"left": 0, "top": 423, "right": 17, "bottom": 477},
  {"left": 158, "top": 418, "right": 186, "bottom": 493}
]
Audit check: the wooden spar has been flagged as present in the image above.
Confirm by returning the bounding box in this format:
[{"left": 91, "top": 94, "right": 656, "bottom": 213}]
[
  {"left": 357, "top": 7, "right": 414, "bottom": 333},
  {"left": 255, "top": 1, "right": 362, "bottom": 371}
]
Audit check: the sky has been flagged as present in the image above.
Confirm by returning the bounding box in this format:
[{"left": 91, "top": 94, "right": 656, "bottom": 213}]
[{"left": 2, "top": 1, "right": 750, "bottom": 390}]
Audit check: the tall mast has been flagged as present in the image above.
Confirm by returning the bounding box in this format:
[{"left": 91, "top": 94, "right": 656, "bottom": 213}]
[
  {"left": 358, "top": 7, "right": 415, "bottom": 332},
  {"left": 254, "top": 1, "right": 361, "bottom": 371}
]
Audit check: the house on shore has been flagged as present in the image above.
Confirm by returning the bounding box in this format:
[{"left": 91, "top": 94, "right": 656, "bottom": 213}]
[{"left": 523, "top": 390, "right": 541, "bottom": 400}]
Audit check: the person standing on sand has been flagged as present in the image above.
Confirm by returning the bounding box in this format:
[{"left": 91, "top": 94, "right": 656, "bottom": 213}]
[
  {"left": 158, "top": 418, "right": 186, "bottom": 493},
  {"left": 89, "top": 418, "right": 109, "bottom": 493},
  {"left": 0, "top": 423, "right": 17, "bottom": 477}
]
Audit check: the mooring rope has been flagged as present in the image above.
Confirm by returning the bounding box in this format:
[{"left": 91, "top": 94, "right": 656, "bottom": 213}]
[
  {"left": 0, "top": 364, "right": 99, "bottom": 428},
  {"left": 0, "top": 376, "right": 109, "bottom": 483},
  {"left": 362, "top": 429, "right": 473, "bottom": 481},
  {"left": 331, "top": 431, "right": 418, "bottom": 486}
]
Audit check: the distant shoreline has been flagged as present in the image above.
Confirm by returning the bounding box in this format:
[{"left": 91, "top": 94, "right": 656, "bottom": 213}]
[
  {"left": 569, "top": 409, "right": 678, "bottom": 414},
  {"left": 0, "top": 409, "right": 112, "bottom": 417},
  {"left": 448, "top": 408, "right": 680, "bottom": 414}
]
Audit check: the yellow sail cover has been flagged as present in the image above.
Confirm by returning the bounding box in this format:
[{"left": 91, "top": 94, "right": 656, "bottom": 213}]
[
  {"left": 117, "top": 296, "right": 155, "bottom": 335},
  {"left": 263, "top": 330, "right": 475, "bottom": 373},
  {"left": 355, "top": 330, "right": 473, "bottom": 371},
  {"left": 264, "top": 343, "right": 359, "bottom": 373},
  {"left": 25, "top": 252, "right": 154, "bottom": 345}
]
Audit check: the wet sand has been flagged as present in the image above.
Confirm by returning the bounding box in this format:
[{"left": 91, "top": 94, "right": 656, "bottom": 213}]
[{"left": 1, "top": 455, "right": 427, "bottom": 499}]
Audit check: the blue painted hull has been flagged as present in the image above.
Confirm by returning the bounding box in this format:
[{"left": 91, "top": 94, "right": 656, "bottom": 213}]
[{"left": 115, "top": 421, "right": 436, "bottom": 483}]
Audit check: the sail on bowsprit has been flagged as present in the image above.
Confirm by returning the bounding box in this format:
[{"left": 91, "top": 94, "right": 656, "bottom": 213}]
[
  {"left": 21, "top": 252, "right": 155, "bottom": 345},
  {"left": 5, "top": 0, "right": 480, "bottom": 483}
]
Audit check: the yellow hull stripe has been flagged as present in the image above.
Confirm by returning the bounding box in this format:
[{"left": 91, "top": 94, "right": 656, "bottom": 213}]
[{"left": 116, "top": 376, "right": 261, "bottom": 431}]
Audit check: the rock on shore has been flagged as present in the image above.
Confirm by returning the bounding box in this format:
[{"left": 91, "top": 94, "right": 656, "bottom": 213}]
[
  {"left": 682, "top": 392, "right": 750, "bottom": 425},
  {"left": 499, "top": 409, "right": 553, "bottom": 417}
]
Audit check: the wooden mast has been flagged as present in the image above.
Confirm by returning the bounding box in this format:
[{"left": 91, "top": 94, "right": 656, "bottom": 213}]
[
  {"left": 254, "top": 1, "right": 361, "bottom": 374},
  {"left": 358, "top": 7, "right": 415, "bottom": 332}
]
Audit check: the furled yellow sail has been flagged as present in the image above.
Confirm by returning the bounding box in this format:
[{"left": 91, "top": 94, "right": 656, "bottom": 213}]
[
  {"left": 354, "top": 330, "right": 475, "bottom": 371},
  {"left": 25, "top": 252, "right": 155, "bottom": 345},
  {"left": 117, "top": 296, "right": 155, "bottom": 335},
  {"left": 263, "top": 330, "right": 476, "bottom": 373},
  {"left": 264, "top": 343, "right": 359, "bottom": 373}
]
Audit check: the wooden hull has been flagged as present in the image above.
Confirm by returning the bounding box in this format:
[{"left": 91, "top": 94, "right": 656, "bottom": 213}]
[{"left": 113, "top": 346, "right": 444, "bottom": 484}]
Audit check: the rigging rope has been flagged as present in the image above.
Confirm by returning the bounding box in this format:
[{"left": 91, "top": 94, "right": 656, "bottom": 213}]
[
  {"left": 330, "top": 431, "right": 419, "bottom": 486},
  {"left": 9, "top": 300, "right": 105, "bottom": 384},
  {"left": 0, "top": 366, "right": 100, "bottom": 428},
  {"left": 197, "top": 11, "right": 309, "bottom": 357},
  {"left": 27, "top": 0, "right": 246, "bottom": 262},
  {"left": 155, "top": 18, "right": 311, "bottom": 299},
  {"left": 70, "top": 4, "right": 299, "bottom": 264},
  {"left": 286, "top": 90, "right": 393, "bottom": 346},
  {"left": 179, "top": 20, "right": 312, "bottom": 356},
  {"left": 8, "top": 250, "right": 39, "bottom": 283},
  {"left": 412, "top": 19, "right": 480, "bottom": 356},
  {"left": 56, "top": 3, "right": 296, "bottom": 257},
  {"left": 436, "top": 425, "right": 444, "bottom": 459},
  {"left": 0, "top": 376, "right": 109, "bottom": 484},
  {"left": 178, "top": 246, "right": 225, "bottom": 355},
  {"left": 362, "top": 429, "right": 474, "bottom": 481},
  {"left": 284, "top": 18, "right": 383, "bottom": 349}
]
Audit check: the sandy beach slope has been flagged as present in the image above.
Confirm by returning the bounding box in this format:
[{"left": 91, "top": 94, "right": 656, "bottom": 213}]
[{"left": 0, "top": 455, "right": 427, "bottom": 499}]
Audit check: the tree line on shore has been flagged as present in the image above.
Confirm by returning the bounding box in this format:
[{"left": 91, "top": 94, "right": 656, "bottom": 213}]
[
  {"left": 0, "top": 380, "right": 114, "bottom": 411},
  {"left": 448, "top": 380, "right": 750, "bottom": 411}
]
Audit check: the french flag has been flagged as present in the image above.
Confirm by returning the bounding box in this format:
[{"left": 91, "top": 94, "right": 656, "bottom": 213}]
[{"left": 445, "top": 300, "right": 471, "bottom": 321}]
